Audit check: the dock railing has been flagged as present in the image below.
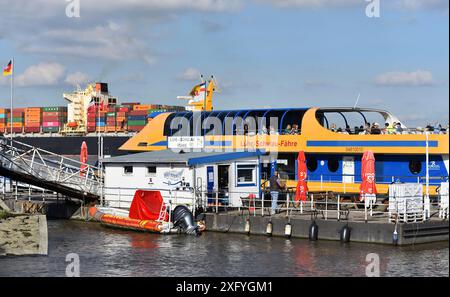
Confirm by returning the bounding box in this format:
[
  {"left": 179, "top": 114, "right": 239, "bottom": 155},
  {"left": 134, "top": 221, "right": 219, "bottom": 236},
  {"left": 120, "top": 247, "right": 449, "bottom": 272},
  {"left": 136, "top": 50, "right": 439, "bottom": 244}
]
[{"left": 99, "top": 184, "right": 448, "bottom": 224}]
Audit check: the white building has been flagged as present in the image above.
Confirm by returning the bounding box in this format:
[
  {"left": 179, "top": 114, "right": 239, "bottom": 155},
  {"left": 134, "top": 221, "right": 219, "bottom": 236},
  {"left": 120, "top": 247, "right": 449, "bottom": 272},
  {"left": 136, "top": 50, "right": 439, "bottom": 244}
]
[{"left": 101, "top": 150, "right": 266, "bottom": 209}]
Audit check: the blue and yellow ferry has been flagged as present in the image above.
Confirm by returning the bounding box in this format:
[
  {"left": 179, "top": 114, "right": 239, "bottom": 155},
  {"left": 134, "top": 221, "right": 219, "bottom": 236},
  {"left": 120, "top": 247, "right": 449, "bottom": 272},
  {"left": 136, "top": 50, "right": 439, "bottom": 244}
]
[{"left": 120, "top": 79, "right": 449, "bottom": 196}]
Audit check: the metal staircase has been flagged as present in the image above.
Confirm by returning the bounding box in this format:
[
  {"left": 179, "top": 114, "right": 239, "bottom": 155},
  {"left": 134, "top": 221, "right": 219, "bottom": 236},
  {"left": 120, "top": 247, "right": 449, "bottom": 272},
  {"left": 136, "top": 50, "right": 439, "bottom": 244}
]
[{"left": 0, "top": 137, "right": 101, "bottom": 202}]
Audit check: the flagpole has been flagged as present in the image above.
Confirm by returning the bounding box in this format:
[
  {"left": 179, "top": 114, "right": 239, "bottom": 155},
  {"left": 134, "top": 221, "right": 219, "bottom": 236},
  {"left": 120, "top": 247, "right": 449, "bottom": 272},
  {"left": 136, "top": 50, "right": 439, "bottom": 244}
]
[{"left": 10, "top": 58, "right": 14, "bottom": 145}]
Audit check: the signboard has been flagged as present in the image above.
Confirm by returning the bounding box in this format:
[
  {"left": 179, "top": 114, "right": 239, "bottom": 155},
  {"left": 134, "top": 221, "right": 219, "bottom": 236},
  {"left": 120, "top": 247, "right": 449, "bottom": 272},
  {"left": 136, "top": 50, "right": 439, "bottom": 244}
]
[
  {"left": 163, "top": 169, "right": 185, "bottom": 187},
  {"left": 168, "top": 136, "right": 204, "bottom": 149}
]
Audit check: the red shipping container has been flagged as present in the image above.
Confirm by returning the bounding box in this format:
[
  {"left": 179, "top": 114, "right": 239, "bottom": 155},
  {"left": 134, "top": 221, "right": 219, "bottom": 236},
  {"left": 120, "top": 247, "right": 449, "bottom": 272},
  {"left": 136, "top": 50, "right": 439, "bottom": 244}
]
[
  {"left": 128, "top": 125, "right": 145, "bottom": 131},
  {"left": 128, "top": 110, "right": 147, "bottom": 116},
  {"left": 24, "top": 122, "right": 41, "bottom": 127},
  {"left": 24, "top": 127, "right": 41, "bottom": 133},
  {"left": 42, "top": 116, "right": 64, "bottom": 122},
  {"left": 42, "top": 112, "right": 62, "bottom": 117}
]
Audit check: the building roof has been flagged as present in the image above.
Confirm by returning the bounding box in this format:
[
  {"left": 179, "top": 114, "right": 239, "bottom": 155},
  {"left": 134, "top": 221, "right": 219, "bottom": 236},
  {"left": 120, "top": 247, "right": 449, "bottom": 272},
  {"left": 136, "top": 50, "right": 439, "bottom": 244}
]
[{"left": 101, "top": 149, "right": 265, "bottom": 166}]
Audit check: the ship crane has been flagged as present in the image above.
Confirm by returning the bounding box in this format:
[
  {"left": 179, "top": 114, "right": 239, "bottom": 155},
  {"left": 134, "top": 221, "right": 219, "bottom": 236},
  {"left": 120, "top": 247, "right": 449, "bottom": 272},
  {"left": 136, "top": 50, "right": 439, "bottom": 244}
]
[{"left": 62, "top": 82, "right": 115, "bottom": 135}]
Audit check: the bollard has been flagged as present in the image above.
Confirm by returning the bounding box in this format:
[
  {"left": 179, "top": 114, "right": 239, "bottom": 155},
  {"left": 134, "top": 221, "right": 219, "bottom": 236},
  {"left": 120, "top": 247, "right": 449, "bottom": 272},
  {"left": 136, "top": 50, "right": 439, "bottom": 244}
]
[
  {"left": 266, "top": 220, "right": 273, "bottom": 236},
  {"left": 284, "top": 222, "right": 292, "bottom": 239}
]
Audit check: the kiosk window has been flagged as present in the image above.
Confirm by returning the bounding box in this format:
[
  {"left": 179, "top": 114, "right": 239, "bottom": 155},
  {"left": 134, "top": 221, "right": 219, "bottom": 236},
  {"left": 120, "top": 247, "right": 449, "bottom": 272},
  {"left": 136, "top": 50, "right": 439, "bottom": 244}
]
[
  {"left": 124, "top": 166, "right": 133, "bottom": 174},
  {"left": 147, "top": 166, "right": 157, "bottom": 175},
  {"left": 237, "top": 165, "right": 256, "bottom": 186}
]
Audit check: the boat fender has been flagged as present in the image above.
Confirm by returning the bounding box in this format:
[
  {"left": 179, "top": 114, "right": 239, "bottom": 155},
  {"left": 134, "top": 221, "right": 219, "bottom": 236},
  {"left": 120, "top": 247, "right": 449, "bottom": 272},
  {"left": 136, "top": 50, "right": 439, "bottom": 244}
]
[
  {"left": 340, "top": 225, "right": 351, "bottom": 243},
  {"left": 392, "top": 228, "right": 398, "bottom": 246},
  {"left": 266, "top": 220, "right": 273, "bottom": 236},
  {"left": 284, "top": 222, "right": 292, "bottom": 239},
  {"left": 309, "top": 221, "right": 318, "bottom": 241},
  {"left": 244, "top": 218, "right": 251, "bottom": 234}
]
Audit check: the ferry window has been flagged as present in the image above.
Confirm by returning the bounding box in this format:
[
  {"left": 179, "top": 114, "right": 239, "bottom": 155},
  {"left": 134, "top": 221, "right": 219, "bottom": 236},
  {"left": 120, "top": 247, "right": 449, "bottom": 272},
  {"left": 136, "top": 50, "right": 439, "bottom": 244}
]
[
  {"left": 327, "top": 158, "right": 339, "bottom": 173},
  {"left": 306, "top": 157, "right": 318, "bottom": 172},
  {"left": 124, "top": 166, "right": 133, "bottom": 174},
  {"left": 409, "top": 160, "right": 422, "bottom": 175},
  {"left": 237, "top": 164, "right": 256, "bottom": 186},
  {"left": 147, "top": 166, "right": 157, "bottom": 175},
  {"left": 137, "top": 142, "right": 148, "bottom": 147}
]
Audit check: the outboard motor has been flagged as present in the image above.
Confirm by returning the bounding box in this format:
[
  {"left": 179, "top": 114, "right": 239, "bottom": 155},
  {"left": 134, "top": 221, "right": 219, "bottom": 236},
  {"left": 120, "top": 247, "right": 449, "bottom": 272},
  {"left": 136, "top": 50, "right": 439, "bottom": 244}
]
[{"left": 172, "top": 205, "right": 199, "bottom": 236}]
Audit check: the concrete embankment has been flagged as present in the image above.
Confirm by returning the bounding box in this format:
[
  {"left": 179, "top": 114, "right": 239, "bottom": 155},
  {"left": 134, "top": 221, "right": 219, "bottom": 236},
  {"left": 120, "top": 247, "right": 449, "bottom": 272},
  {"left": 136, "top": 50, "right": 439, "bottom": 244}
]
[
  {"left": 0, "top": 214, "right": 48, "bottom": 256},
  {"left": 204, "top": 212, "right": 449, "bottom": 246}
]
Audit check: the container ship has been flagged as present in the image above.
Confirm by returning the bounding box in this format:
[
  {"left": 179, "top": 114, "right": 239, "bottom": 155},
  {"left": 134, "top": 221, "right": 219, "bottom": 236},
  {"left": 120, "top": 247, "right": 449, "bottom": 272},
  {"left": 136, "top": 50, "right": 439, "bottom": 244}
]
[{"left": 0, "top": 82, "right": 185, "bottom": 159}]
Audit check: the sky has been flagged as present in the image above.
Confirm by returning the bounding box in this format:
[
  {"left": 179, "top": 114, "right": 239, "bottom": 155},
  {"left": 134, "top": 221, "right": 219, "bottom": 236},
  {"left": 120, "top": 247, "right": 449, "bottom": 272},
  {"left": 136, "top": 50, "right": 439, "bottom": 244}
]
[{"left": 0, "top": 0, "right": 448, "bottom": 127}]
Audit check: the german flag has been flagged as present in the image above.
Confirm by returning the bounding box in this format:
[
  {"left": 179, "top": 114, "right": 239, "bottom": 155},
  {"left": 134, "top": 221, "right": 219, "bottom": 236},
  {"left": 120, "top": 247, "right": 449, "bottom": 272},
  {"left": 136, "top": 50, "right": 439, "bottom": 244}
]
[{"left": 3, "top": 60, "right": 12, "bottom": 76}]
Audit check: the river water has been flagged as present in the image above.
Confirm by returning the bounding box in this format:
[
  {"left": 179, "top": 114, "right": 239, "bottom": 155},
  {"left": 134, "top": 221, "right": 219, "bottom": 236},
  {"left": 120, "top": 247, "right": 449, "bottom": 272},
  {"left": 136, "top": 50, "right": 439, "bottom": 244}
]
[{"left": 0, "top": 220, "right": 448, "bottom": 277}]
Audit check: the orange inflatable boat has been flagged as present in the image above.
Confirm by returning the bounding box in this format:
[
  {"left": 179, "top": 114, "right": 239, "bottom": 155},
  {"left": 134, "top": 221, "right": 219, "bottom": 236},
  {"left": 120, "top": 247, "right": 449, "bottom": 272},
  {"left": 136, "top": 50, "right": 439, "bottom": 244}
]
[{"left": 89, "top": 190, "right": 204, "bottom": 235}]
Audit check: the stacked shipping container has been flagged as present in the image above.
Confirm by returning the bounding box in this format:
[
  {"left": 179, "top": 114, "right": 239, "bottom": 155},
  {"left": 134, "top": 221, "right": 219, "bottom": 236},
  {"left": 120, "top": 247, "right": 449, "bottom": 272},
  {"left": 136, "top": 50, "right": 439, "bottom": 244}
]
[
  {"left": 127, "top": 110, "right": 147, "bottom": 131},
  {"left": 7, "top": 108, "right": 25, "bottom": 133},
  {"left": 0, "top": 108, "right": 6, "bottom": 132},
  {"left": 42, "top": 106, "right": 67, "bottom": 133},
  {"left": 96, "top": 110, "right": 106, "bottom": 132},
  {"left": 116, "top": 105, "right": 129, "bottom": 132},
  {"left": 105, "top": 106, "right": 116, "bottom": 132},
  {"left": 87, "top": 107, "right": 97, "bottom": 133},
  {"left": 0, "top": 103, "right": 184, "bottom": 134},
  {"left": 24, "top": 107, "right": 41, "bottom": 133}
]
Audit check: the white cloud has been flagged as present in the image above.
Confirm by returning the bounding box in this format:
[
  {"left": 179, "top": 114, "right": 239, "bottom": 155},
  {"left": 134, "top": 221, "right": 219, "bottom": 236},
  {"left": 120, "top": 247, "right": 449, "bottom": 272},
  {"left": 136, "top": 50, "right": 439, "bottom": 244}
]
[
  {"left": 255, "top": 0, "right": 360, "bottom": 8},
  {"left": 255, "top": 0, "right": 448, "bottom": 10},
  {"left": 65, "top": 72, "right": 91, "bottom": 86},
  {"left": 20, "top": 22, "right": 155, "bottom": 64},
  {"left": 177, "top": 68, "right": 202, "bottom": 81},
  {"left": 393, "top": 0, "right": 449, "bottom": 11},
  {"left": 0, "top": 0, "right": 241, "bottom": 17},
  {"left": 15, "top": 63, "right": 65, "bottom": 87},
  {"left": 374, "top": 70, "right": 435, "bottom": 87}
]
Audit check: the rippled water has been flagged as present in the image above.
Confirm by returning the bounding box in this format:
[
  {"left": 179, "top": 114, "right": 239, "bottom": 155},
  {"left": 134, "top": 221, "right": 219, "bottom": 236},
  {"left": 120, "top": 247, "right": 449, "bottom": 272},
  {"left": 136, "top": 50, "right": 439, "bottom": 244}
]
[{"left": 0, "top": 220, "right": 448, "bottom": 277}]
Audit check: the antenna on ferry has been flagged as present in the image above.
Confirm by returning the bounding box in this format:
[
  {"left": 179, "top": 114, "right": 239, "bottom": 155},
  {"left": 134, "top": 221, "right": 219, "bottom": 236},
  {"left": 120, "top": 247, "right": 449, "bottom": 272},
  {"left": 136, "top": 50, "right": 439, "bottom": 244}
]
[
  {"left": 210, "top": 75, "right": 221, "bottom": 93},
  {"left": 353, "top": 93, "right": 361, "bottom": 109}
]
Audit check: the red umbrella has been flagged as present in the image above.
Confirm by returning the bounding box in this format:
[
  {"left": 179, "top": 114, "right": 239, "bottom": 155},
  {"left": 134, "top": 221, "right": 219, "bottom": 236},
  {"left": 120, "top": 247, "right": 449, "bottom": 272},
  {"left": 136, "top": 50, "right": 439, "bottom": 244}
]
[
  {"left": 360, "top": 150, "right": 377, "bottom": 201},
  {"left": 80, "top": 141, "right": 88, "bottom": 176},
  {"left": 295, "top": 151, "right": 308, "bottom": 202}
]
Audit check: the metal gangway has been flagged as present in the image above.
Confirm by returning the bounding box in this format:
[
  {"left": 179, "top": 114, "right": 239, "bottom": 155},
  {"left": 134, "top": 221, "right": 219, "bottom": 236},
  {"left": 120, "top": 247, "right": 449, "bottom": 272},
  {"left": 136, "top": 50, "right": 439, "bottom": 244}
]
[{"left": 0, "top": 137, "right": 101, "bottom": 202}]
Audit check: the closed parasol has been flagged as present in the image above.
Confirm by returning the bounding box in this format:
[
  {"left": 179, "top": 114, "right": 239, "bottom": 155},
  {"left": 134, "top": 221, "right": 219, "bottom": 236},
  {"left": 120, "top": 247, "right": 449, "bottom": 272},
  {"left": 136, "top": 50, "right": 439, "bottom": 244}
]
[
  {"left": 295, "top": 151, "right": 308, "bottom": 202},
  {"left": 360, "top": 150, "right": 377, "bottom": 202},
  {"left": 80, "top": 141, "right": 88, "bottom": 176}
]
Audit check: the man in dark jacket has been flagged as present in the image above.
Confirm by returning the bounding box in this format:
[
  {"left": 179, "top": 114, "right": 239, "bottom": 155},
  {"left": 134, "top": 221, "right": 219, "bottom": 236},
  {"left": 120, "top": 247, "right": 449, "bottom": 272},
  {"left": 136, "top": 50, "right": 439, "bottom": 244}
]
[{"left": 269, "top": 171, "right": 283, "bottom": 215}]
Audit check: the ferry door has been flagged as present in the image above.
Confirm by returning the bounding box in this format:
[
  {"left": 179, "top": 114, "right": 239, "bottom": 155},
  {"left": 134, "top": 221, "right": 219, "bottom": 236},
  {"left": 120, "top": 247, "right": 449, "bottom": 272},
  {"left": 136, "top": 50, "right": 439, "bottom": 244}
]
[
  {"left": 342, "top": 156, "right": 355, "bottom": 183},
  {"left": 206, "top": 166, "right": 215, "bottom": 199}
]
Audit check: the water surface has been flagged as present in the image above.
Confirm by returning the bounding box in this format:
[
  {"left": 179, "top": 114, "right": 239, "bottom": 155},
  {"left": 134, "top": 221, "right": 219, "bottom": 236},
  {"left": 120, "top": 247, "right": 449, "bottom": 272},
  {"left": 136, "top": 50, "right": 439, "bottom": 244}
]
[{"left": 0, "top": 220, "right": 448, "bottom": 277}]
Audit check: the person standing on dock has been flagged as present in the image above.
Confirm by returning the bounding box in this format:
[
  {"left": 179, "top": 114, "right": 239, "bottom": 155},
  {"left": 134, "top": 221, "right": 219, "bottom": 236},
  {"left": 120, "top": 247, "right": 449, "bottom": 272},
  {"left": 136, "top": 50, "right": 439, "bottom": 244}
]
[{"left": 269, "top": 171, "right": 284, "bottom": 215}]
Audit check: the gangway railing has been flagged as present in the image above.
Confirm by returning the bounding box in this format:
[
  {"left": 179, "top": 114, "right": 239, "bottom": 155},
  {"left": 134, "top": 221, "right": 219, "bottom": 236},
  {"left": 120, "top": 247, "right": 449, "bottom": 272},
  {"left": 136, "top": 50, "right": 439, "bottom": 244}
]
[{"left": 0, "top": 137, "right": 101, "bottom": 201}]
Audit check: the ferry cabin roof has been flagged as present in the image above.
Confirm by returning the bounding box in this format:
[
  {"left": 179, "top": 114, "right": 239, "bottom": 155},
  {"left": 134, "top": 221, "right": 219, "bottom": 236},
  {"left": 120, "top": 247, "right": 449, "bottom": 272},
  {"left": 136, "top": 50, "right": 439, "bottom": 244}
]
[{"left": 120, "top": 106, "right": 448, "bottom": 157}]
